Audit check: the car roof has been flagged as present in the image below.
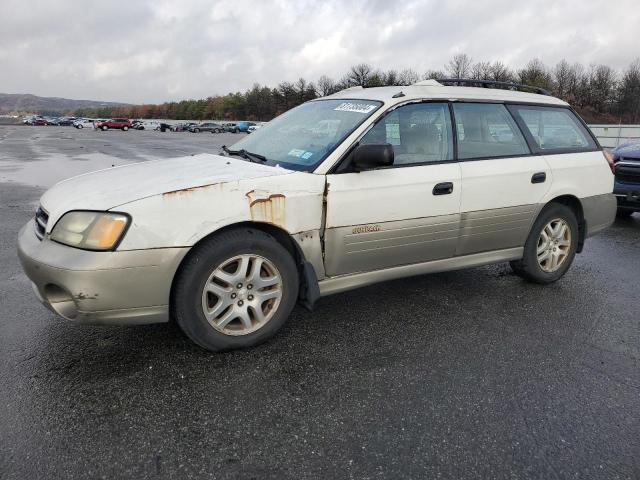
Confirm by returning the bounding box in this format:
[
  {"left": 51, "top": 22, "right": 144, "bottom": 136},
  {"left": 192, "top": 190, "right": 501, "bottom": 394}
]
[{"left": 324, "top": 80, "right": 568, "bottom": 107}]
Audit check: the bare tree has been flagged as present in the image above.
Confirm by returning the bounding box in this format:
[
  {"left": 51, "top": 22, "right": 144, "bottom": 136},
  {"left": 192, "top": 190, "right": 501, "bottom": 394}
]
[
  {"left": 398, "top": 68, "right": 420, "bottom": 85},
  {"left": 553, "top": 59, "right": 572, "bottom": 99},
  {"left": 518, "top": 58, "right": 553, "bottom": 91},
  {"left": 589, "top": 64, "right": 617, "bottom": 113},
  {"left": 384, "top": 69, "right": 400, "bottom": 86},
  {"left": 470, "top": 61, "right": 492, "bottom": 80},
  {"left": 445, "top": 53, "right": 473, "bottom": 78},
  {"left": 616, "top": 59, "right": 640, "bottom": 122},
  {"left": 488, "top": 61, "right": 513, "bottom": 82},
  {"left": 317, "top": 75, "right": 336, "bottom": 96},
  {"left": 423, "top": 69, "right": 446, "bottom": 80},
  {"left": 347, "top": 63, "right": 373, "bottom": 87}
]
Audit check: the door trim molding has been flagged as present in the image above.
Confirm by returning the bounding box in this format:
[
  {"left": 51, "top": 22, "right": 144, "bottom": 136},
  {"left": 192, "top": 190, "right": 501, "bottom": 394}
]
[{"left": 318, "top": 247, "right": 523, "bottom": 296}]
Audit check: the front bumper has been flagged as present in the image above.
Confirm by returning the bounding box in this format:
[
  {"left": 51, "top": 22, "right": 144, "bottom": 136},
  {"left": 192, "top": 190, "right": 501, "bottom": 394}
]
[
  {"left": 614, "top": 180, "right": 640, "bottom": 212},
  {"left": 17, "top": 220, "right": 189, "bottom": 325}
]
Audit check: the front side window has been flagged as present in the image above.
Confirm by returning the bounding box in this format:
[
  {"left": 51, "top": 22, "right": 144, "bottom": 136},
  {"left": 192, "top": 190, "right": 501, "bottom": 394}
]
[
  {"left": 230, "top": 99, "right": 382, "bottom": 171},
  {"left": 453, "top": 103, "right": 530, "bottom": 159},
  {"left": 360, "top": 102, "right": 454, "bottom": 165},
  {"left": 509, "top": 105, "right": 597, "bottom": 151}
]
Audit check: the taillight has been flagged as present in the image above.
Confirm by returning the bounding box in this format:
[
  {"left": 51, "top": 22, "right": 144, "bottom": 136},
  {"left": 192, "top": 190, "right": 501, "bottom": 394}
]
[{"left": 603, "top": 150, "right": 616, "bottom": 174}]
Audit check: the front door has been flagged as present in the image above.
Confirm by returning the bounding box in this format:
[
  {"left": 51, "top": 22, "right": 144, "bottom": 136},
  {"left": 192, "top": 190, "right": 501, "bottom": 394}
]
[{"left": 324, "top": 102, "right": 461, "bottom": 276}]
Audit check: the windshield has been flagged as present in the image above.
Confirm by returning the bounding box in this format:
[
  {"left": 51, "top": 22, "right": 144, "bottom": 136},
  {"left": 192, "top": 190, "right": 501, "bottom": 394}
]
[{"left": 228, "top": 99, "right": 382, "bottom": 171}]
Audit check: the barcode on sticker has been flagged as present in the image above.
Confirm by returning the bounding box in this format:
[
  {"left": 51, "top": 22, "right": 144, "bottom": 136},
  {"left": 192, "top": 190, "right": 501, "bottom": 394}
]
[{"left": 333, "top": 102, "right": 377, "bottom": 114}]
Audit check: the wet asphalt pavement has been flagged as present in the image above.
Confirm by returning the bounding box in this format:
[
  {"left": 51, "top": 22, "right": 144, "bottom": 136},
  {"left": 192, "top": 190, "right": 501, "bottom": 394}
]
[{"left": 0, "top": 126, "right": 638, "bottom": 479}]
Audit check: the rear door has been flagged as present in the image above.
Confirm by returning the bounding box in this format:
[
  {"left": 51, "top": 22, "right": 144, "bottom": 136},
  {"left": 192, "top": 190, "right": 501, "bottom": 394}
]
[
  {"left": 324, "top": 102, "right": 461, "bottom": 276},
  {"left": 453, "top": 102, "right": 551, "bottom": 256}
]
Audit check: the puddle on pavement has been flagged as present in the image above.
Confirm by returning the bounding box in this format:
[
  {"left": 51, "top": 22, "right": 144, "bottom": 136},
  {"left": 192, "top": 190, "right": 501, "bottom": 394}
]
[{"left": 0, "top": 152, "right": 141, "bottom": 188}]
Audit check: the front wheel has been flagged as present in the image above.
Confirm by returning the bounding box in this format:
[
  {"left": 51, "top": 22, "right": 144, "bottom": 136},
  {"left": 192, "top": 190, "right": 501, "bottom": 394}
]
[
  {"left": 123, "top": 126, "right": 129, "bottom": 131},
  {"left": 172, "top": 228, "right": 299, "bottom": 352},
  {"left": 510, "top": 203, "right": 578, "bottom": 284},
  {"left": 101, "top": 125, "right": 108, "bottom": 131}
]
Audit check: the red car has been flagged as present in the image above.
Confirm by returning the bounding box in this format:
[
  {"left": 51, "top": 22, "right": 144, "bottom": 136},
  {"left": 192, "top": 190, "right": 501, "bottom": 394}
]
[{"left": 96, "top": 118, "right": 132, "bottom": 131}]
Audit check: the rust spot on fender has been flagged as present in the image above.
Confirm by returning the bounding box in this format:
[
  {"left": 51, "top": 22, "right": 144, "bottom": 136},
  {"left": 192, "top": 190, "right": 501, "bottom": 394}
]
[
  {"left": 246, "top": 190, "right": 286, "bottom": 226},
  {"left": 162, "top": 182, "right": 220, "bottom": 197}
]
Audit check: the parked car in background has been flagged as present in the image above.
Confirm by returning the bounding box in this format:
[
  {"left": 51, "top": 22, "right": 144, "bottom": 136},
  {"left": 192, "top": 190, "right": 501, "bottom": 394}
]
[
  {"left": 189, "top": 122, "right": 224, "bottom": 133},
  {"left": 135, "top": 121, "right": 161, "bottom": 131},
  {"left": 223, "top": 123, "right": 237, "bottom": 132},
  {"left": 610, "top": 143, "right": 640, "bottom": 217},
  {"left": 247, "top": 124, "right": 263, "bottom": 133},
  {"left": 233, "top": 121, "right": 257, "bottom": 133},
  {"left": 96, "top": 118, "right": 132, "bottom": 131},
  {"left": 56, "top": 117, "right": 77, "bottom": 126},
  {"left": 170, "top": 122, "right": 197, "bottom": 132},
  {"left": 26, "top": 116, "right": 47, "bottom": 126},
  {"left": 73, "top": 119, "right": 95, "bottom": 129},
  {"left": 18, "top": 80, "right": 616, "bottom": 352}
]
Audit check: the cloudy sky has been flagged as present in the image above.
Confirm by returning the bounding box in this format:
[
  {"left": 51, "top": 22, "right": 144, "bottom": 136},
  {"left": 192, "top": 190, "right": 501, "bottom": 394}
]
[{"left": 0, "top": 0, "right": 637, "bottom": 104}]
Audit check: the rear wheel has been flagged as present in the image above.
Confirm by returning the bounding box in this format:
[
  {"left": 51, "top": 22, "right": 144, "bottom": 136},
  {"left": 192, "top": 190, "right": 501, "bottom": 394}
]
[
  {"left": 510, "top": 203, "right": 578, "bottom": 284},
  {"left": 172, "top": 228, "right": 299, "bottom": 352},
  {"left": 123, "top": 126, "right": 129, "bottom": 131}
]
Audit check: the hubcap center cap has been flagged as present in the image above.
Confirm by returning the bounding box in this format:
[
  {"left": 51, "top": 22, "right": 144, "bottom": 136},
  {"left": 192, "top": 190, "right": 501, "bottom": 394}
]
[{"left": 236, "top": 288, "right": 248, "bottom": 300}]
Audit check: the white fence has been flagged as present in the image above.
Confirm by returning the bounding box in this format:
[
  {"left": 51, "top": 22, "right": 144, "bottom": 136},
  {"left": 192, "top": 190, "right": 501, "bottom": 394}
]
[{"left": 588, "top": 124, "right": 640, "bottom": 148}]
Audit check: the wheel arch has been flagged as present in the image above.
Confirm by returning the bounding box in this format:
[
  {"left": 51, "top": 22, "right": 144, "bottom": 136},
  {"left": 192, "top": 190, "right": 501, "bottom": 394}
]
[
  {"left": 169, "top": 221, "right": 320, "bottom": 319},
  {"left": 546, "top": 194, "right": 586, "bottom": 253}
]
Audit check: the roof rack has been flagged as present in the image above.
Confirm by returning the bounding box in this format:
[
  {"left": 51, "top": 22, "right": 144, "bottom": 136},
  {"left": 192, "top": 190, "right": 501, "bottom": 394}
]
[{"left": 436, "top": 78, "right": 551, "bottom": 96}]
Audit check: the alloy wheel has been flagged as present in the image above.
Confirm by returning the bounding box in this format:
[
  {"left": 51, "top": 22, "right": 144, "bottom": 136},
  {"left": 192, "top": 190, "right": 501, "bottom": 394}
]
[
  {"left": 537, "top": 218, "right": 571, "bottom": 272},
  {"left": 201, "top": 254, "right": 283, "bottom": 336}
]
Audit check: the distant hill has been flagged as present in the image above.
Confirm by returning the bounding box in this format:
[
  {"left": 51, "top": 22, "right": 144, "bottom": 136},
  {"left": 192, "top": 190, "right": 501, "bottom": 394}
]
[{"left": 0, "top": 93, "right": 127, "bottom": 115}]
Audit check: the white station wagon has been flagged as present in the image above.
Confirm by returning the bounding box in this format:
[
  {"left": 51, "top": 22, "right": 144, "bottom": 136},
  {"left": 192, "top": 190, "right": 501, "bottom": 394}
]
[{"left": 18, "top": 79, "right": 616, "bottom": 351}]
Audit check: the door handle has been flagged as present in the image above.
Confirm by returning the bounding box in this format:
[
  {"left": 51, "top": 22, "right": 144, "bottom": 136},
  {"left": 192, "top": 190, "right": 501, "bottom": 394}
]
[
  {"left": 531, "top": 172, "right": 546, "bottom": 184},
  {"left": 433, "top": 182, "right": 454, "bottom": 195}
]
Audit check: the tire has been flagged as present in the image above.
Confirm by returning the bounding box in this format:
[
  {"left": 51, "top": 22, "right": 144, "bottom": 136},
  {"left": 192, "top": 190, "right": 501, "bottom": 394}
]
[
  {"left": 172, "top": 228, "right": 299, "bottom": 352},
  {"left": 233, "top": 128, "right": 238, "bottom": 133},
  {"left": 194, "top": 128, "right": 200, "bottom": 133},
  {"left": 77, "top": 124, "right": 83, "bottom": 129},
  {"left": 123, "top": 126, "right": 129, "bottom": 131},
  {"left": 510, "top": 203, "right": 579, "bottom": 284},
  {"left": 616, "top": 209, "right": 633, "bottom": 218},
  {"left": 101, "top": 125, "right": 108, "bottom": 131}
]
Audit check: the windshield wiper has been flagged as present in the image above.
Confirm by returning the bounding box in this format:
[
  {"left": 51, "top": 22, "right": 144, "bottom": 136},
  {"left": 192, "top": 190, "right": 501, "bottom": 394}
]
[{"left": 221, "top": 145, "right": 267, "bottom": 163}]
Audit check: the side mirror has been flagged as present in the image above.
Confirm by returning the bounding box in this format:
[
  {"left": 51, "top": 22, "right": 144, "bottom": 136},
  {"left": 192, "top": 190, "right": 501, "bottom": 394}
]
[{"left": 351, "top": 143, "right": 394, "bottom": 171}]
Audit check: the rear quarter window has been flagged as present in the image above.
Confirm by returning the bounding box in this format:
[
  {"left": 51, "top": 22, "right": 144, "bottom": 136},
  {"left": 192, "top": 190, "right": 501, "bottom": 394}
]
[{"left": 508, "top": 105, "right": 597, "bottom": 152}]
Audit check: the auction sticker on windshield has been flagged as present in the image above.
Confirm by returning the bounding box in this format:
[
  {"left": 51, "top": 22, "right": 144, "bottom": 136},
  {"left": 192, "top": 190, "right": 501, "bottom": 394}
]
[{"left": 334, "top": 102, "right": 378, "bottom": 114}]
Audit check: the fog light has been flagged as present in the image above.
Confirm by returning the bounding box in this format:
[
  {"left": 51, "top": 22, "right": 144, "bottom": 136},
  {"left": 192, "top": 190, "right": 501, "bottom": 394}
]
[{"left": 43, "top": 284, "right": 78, "bottom": 319}]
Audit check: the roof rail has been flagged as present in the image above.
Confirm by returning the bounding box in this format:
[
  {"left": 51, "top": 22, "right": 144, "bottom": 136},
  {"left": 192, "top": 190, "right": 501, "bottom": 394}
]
[{"left": 436, "top": 78, "right": 551, "bottom": 96}]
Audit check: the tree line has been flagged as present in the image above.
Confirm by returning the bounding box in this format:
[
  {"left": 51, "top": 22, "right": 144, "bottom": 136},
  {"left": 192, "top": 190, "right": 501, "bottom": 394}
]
[{"left": 74, "top": 55, "right": 640, "bottom": 124}]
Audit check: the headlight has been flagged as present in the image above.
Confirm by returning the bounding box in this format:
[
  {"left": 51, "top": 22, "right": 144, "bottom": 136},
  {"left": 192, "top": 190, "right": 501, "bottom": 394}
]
[{"left": 50, "top": 211, "right": 130, "bottom": 251}]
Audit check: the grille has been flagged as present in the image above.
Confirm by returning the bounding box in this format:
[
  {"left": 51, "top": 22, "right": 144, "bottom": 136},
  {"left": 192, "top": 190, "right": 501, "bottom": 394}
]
[
  {"left": 615, "top": 159, "right": 640, "bottom": 185},
  {"left": 34, "top": 206, "right": 49, "bottom": 240}
]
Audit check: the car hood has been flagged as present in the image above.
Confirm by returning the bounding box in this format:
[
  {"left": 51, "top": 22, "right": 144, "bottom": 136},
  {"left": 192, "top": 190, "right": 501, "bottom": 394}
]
[
  {"left": 613, "top": 143, "right": 640, "bottom": 160},
  {"left": 40, "top": 154, "right": 292, "bottom": 230}
]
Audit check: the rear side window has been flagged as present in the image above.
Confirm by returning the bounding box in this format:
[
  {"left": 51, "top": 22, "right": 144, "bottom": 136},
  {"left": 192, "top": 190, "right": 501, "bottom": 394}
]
[
  {"left": 452, "top": 103, "right": 530, "bottom": 159},
  {"left": 509, "top": 105, "right": 597, "bottom": 151}
]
